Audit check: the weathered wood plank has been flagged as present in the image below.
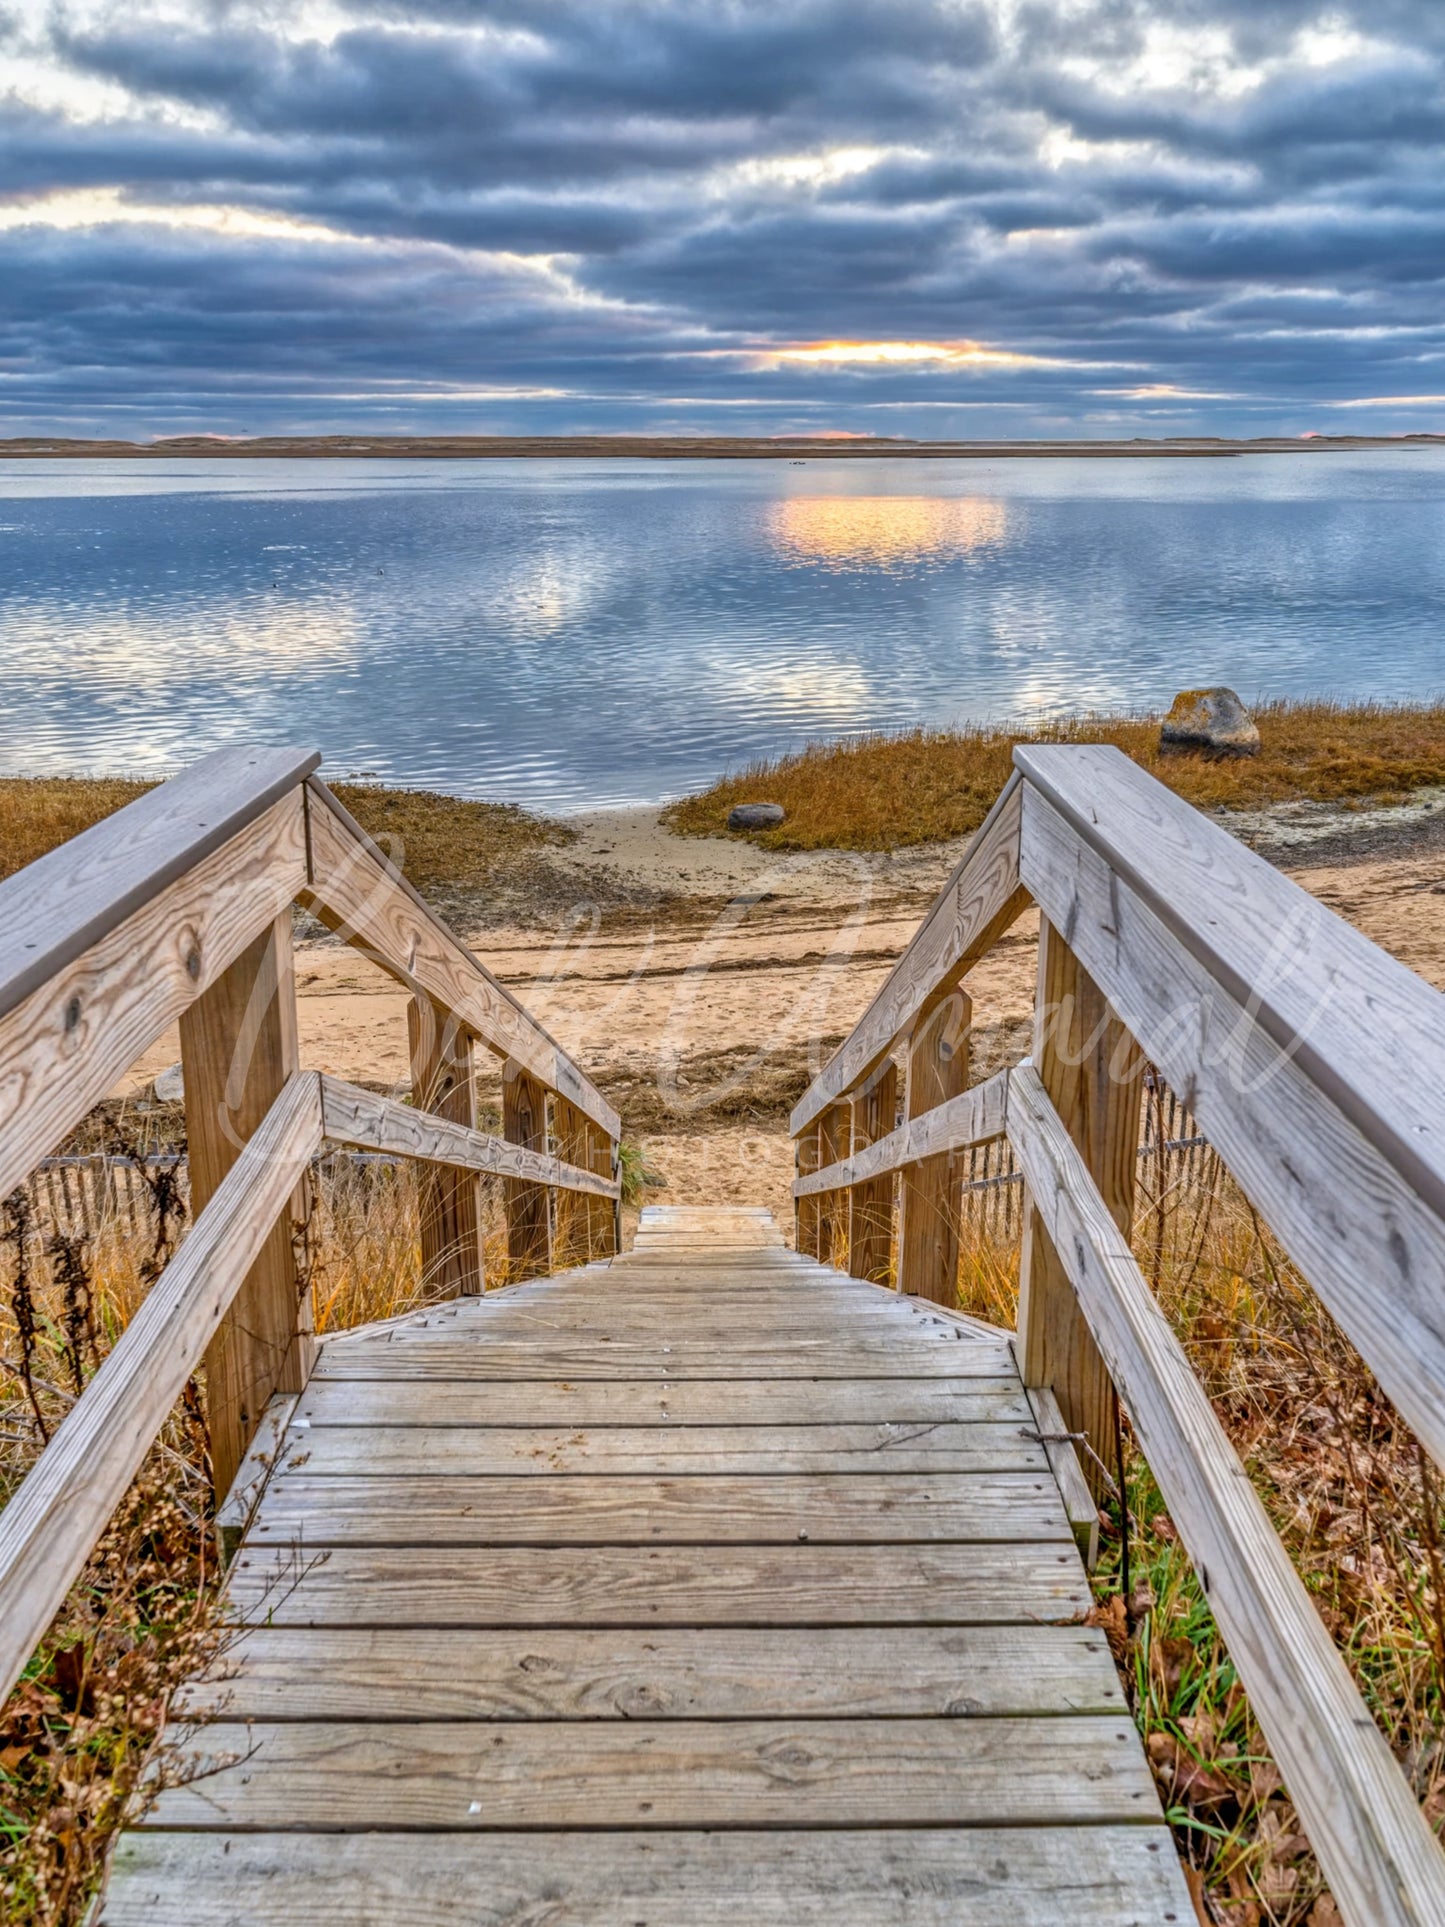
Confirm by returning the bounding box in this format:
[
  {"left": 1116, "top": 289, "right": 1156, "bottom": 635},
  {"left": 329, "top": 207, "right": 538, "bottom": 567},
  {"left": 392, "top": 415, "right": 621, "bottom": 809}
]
[
  {"left": 847, "top": 1060, "right": 897, "bottom": 1281},
  {"left": 142, "top": 1715, "right": 1159, "bottom": 1830},
  {"left": 302, "top": 778, "right": 619, "bottom": 1139},
  {"left": 100, "top": 1826, "right": 1193, "bottom": 1926},
  {"left": 319, "top": 1075, "right": 618, "bottom": 1198},
  {"left": 215, "top": 1392, "right": 297, "bottom": 1566},
  {"left": 0, "top": 788, "right": 307, "bottom": 1201},
  {"left": 0, "top": 1072, "right": 322, "bottom": 1705},
  {"left": 223, "top": 1541, "right": 1091, "bottom": 1625},
  {"left": 503, "top": 1059, "right": 553, "bottom": 1278},
  {"left": 1019, "top": 779, "right": 1445, "bottom": 1474},
  {"left": 0, "top": 745, "right": 316, "bottom": 1021},
  {"left": 294, "top": 1376, "right": 1029, "bottom": 1427},
  {"left": 1016, "top": 740, "right": 1445, "bottom": 1222},
  {"left": 182, "top": 910, "right": 313, "bottom": 1496},
  {"left": 897, "top": 988, "right": 972, "bottom": 1303},
  {"left": 791, "top": 774, "right": 1029, "bottom": 1135},
  {"left": 277, "top": 1421, "right": 1049, "bottom": 1477},
  {"left": 1016, "top": 917, "right": 1143, "bottom": 1497},
  {"left": 1007, "top": 1057, "right": 1445, "bottom": 1927},
  {"left": 311, "top": 1338, "right": 1019, "bottom": 1381},
  {"left": 175, "top": 1623, "right": 1125, "bottom": 1722},
  {"left": 408, "top": 994, "right": 486, "bottom": 1295},
  {"left": 794, "top": 1069, "right": 1008, "bottom": 1199},
  {"left": 1025, "top": 1384, "right": 1100, "bottom": 1570},
  {"left": 250, "top": 1471, "right": 1071, "bottom": 1545}
]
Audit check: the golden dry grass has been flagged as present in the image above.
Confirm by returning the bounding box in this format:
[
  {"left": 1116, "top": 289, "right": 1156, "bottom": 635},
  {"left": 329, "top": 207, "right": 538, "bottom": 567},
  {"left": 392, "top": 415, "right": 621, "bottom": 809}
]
[
  {"left": 0, "top": 777, "right": 570, "bottom": 892},
  {"left": 663, "top": 699, "right": 1445, "bottom": 852}
]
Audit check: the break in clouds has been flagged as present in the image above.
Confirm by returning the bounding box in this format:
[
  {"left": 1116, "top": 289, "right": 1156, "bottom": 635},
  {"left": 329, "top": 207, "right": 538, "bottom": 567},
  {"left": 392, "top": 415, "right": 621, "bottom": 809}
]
[{"left": 4, "top": 0, "right": 1445, "bottom": 435}]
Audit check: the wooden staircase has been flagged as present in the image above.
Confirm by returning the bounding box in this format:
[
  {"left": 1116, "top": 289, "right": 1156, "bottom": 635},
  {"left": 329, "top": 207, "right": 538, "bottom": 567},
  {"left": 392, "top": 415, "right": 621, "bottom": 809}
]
[{"left": 99, "top": 1205, "right": 1189, "bottom": 1924}]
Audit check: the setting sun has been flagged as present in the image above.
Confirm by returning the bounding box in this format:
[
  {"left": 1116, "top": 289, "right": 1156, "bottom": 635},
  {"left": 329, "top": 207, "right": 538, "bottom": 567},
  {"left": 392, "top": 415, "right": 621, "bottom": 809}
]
[{"left": 765, "top": 339, "right": 1054, "bottom": 369}]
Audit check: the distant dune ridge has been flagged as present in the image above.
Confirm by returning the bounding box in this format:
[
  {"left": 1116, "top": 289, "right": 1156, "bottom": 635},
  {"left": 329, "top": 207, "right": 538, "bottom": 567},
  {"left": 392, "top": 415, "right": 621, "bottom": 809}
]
[{"left": 4, "top": 433, "right": 1445, "bottom": 459}]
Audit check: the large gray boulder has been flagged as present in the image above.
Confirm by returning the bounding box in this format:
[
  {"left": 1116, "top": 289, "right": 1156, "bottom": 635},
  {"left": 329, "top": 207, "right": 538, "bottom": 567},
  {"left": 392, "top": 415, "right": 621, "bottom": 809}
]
[
  {"left": 1159, "top": 688, "right": 1260, "bottom": 758},
  {"left": 727, "top": 802, "right": 786, "bottom": 831}
]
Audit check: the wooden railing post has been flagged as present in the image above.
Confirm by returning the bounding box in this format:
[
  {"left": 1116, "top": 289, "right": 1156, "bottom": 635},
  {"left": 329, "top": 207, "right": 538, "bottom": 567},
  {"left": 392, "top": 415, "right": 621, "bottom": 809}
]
[
  {"left": 1017, "top": 915, "right": 1144, "bottom": 1493},
  {"left": 407, "top": 995, "right": 485, "bottom": 1296},
  {"left": 815, "top": 1102, "right": 850, "bottom": 1268},
  {"left": 896, "top": 989, "right": 971, "bottom": 1302},
  {"left": 503, "top": 1060, "right": 553, "bottom": 1279},
  {"left": 179, "top": 910, "right": 313, "bottom": 1499},
  {"left": 795, "top": 1127, "right": 821, "bottom": 1256},
  {"left": 553, "top": 1096, "right": 592, "bottom": 1269},
  {"left": 590, "top": 1124, "right": 620, "bottom": 1259},
  {"left": 847, "top": 1060, "right": 898, "bottom": 1282}
]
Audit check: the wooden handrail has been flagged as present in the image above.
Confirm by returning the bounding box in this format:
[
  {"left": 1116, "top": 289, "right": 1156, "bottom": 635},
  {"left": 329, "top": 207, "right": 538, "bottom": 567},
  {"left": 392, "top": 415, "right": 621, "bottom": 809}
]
[
  {"left": 0, "top": 746, "right": 319, "bottom": 1023},
  {"left": 0, "top": 1072, "right": 323, "bottom": 1707},
  {"left": 789, "top": 744, "right": 1445, "bottom": 1927},
  {"left": 789, "top": 772, "right": 1029, "bottom": 1137},
  {"left": 0, "top": 778, "right": 310, "bottom": 1202},
  {"left": 1016, "top": 755, "right": 1445, "bottom": 1473},
  {"left": 319, "top": 1075, "right": 620, "bottom": 1200},
  {"left": 1006, "top": 1060, "right": 1445, "bottom": 1927},
  {"left": 792, "top": 1069, "right": 1008, "bottom": 1198},
  {"left": 301, "top": 778, "right": 620, "bottom": 1142}
]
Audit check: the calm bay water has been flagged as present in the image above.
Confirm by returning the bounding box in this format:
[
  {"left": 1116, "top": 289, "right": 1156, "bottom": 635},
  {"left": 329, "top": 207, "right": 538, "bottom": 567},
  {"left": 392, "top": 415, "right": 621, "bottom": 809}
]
[{"left": 1, "top": 452, "right": 1442, "bottom": 811}]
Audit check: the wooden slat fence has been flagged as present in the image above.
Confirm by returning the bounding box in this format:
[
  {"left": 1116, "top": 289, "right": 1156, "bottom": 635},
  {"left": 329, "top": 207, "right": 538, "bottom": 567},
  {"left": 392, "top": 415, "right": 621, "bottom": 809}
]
[{"left": 790, "top": 741, "right": 1445, "bottom": 1927}]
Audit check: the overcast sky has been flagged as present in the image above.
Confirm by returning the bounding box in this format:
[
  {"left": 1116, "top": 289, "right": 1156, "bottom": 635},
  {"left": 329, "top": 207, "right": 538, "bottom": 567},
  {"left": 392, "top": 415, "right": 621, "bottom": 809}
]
[{"left": 4, "top": 0, "right": 1445, "bottom": 438}]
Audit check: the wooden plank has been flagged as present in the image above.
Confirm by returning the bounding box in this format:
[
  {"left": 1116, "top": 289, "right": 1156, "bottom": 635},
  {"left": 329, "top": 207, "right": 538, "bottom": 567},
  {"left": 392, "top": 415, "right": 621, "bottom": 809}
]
[
  {"left": 813, "top": 1102, "right": 850, "bottom": 1267},
  {"left": 0, "top": 1072, "right": 322, "bottom": 1705},
  {"left": 790, "top": 774, "right": 1029, "bottom": 1136},
  {"left": 222, "top": 1541, "right": 1091, "bottom": 1625},
  {"left": 0, "top": 745, "right": 316, "bottom": 1022},
  {"left": 847, "top": 1059, "right": 897, "bottom": 1281},
  {"left": 897, "top": 988, "right": 971, "bottom": 1303},
  {"left": 1025, "top": 1384, "right": 1100, "bottom": 1570},
  {"left": 101, "top": 1827, "right": 1193, "bottom": 1926},
  {"left": 278, "top": 1421, "right": 1049, "bottom": 1477},
  {"left": 175, "top": 1623, "right": 1125, "bottom": 1722},
  {"left": 182, "top": 910, "right": 313, "bottom": 1497},
  {"left": 408, "top": 995, "right": 486, "bottom": 1295},
  {"left": 1007, "top": 1057, "right": 1445, "bottom": 1927},
  {"left": 0, "top": 787, "right": 307, "bottom": 1202},
  {"left": 302, "top": 778, "right": 619, "bottom": 1140},
  {"left": 795, "top": 1125, "right": 821, "bottom": 1257},
  {"left": 215, "top": 1392, "right": 296, "bottom": 1566},
  {"left": 250, "top": 1471, "right": 1071, "bottom": 1545},
  {"left": 319, "top": 1075, "right": 616, "bottom": 1198},
  {"left": 295, "top": 1376, "right": 1030, "bottom": 1427},
  {"left": 312, "top": 1339, "right": 1017, "bottom": 1381},
  {"left": 794, "top": 1068, "right": 1008, "bottom": 1199},
  {"left": 1016, "top": 917, "right": 1143, "bottom": 1498},
  {"left": 503, "top": 1060, "right": 553, "bottom": 1279},
  {"left": 142, "top": 1715, "right": 1157, "bottom": 1830},
  {"left": 1019, "top": 781, "right": 1445, "bottom": 1474}
]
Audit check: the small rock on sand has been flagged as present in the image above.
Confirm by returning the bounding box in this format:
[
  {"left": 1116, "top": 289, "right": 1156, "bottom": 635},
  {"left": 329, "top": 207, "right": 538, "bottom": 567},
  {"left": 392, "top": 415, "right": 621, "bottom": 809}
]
[
  {"left": 727, "top": 802, "right": 786, "bottom": 830},
  {"left": 1160, "top": 687, "right": 1260, "bottom": 758},
  {"left": 152, "top": 1061, "right": 186, "bottom": 1104}
]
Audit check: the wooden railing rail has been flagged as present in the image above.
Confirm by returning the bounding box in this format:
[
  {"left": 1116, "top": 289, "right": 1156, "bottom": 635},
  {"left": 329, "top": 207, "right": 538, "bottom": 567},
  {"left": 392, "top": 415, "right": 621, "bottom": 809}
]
[
  {"left": 0, "top": 1071, "right": 323, "bottom": 1707},
  {"left": 790, "top": 742, "right": 1445, "bottom": 1927},
  {"left": 0, "top": 746, "right": 623, "bottom": 1702}
]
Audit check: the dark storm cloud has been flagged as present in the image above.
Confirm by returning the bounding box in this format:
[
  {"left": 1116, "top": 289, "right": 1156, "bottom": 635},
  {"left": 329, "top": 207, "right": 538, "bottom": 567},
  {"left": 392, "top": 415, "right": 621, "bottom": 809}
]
[{"left": 5, "top": 0, "right": 1445, "bottom": 434}]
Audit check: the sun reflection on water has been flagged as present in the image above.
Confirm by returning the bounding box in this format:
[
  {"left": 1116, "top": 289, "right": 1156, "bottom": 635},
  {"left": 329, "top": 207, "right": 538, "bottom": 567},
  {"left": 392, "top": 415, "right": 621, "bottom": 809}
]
[{"left": 769, "top": 494, "right": 1011, "bottom": 569}]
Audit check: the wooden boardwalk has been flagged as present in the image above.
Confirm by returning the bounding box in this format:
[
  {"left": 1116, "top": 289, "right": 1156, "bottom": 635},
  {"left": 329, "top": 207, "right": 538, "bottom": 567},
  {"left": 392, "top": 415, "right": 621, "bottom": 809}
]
[{"left": 100, "top": 1206, "right": 1189, "bottom": 1924}]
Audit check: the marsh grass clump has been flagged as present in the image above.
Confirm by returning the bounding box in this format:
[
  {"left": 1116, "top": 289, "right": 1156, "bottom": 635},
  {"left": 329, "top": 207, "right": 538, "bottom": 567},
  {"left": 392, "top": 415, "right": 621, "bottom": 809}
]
[
  {"left": 664, "top": 699, "right": 1445, "bottom": 852},
  {"left": 953, "top": 1123, "right": 1445, "bottom": 1925},
  {"left": 0, "top": 777, "right": 571, "bottom": 896}
]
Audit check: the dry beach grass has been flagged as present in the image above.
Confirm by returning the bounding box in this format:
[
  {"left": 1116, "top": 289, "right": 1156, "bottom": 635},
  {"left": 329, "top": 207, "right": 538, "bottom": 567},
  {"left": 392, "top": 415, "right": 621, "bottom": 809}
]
[{"left": 665, "top": 699, "right": 1445, "bottom": 852}]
